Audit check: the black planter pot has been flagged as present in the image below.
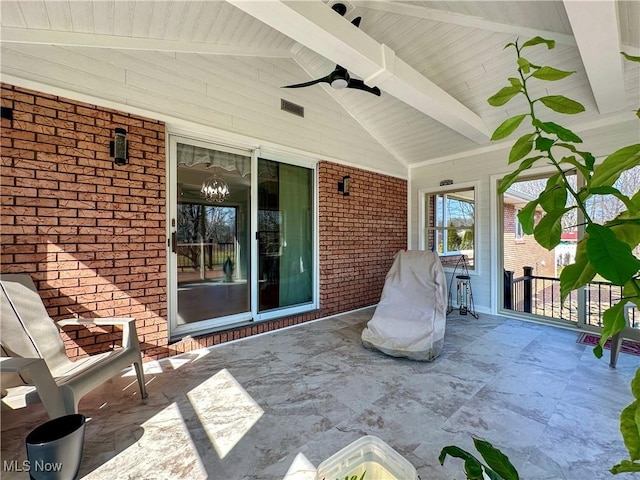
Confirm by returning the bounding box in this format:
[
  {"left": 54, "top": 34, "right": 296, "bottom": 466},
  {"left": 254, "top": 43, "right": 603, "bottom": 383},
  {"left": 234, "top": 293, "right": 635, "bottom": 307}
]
[{"left": 25, "top": 414, "right": 86, "bottom": 480}]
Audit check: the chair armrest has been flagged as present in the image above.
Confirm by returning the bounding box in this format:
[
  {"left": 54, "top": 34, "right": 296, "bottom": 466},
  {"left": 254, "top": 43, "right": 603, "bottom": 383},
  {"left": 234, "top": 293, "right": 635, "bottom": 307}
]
[
  {"left": 57, "top": 318, "right": 141, "bottom": 350},
  {"left": 0, "top": 356, "right": 48, "bottom": 372},
  {"left": 57, "top": 317, "right": 135, "bottom": 327},
  {"left": 0, "top": 357, "right": 67, "bottom": 418}
]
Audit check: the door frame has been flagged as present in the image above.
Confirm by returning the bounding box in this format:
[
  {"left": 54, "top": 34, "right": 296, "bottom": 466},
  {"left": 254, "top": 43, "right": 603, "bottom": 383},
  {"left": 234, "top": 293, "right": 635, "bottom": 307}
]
[
  {"left": 490, "top": 167, "right": 589, "bottom": 327},
  {"left": 167, "top": 135, "right": 319, "bottom": 341},
  {"left": 252, "top": 149, "right": 319, "bottom": 322}
]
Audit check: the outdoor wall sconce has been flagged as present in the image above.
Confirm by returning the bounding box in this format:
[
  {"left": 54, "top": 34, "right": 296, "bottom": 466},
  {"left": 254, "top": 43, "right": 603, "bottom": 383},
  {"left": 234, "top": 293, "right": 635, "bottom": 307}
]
[
  {"left": 110, "top": 128, "right": 128, "bottom": 166},
  {"left": 338, "top": 175, "right": 351, "bottom": 196}
]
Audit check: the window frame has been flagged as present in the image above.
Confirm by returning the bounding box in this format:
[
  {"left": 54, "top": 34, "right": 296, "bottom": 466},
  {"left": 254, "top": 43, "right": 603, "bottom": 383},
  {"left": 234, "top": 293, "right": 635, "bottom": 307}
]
[
  {"left": 514, "top": 208, "right": 525, "bottom": 241},
  {"left": 419, "top": 181, "right": 478, "bottom": 273}
]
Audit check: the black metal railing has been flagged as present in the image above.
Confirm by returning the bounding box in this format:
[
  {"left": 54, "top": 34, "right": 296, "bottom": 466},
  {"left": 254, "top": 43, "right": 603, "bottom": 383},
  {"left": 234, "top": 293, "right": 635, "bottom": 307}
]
[
  {"left": 177, "top": 242, "right": 235, "bottom": 272},
  {"left": 504, "top": 267, "right": 637, "bottom": 327}
]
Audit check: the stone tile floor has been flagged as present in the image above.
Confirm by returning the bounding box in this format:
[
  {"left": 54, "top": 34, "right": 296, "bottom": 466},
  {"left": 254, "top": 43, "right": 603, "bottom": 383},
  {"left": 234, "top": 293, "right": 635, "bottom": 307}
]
[{"left": 1, "top": 308, "right": 637, "bottom": 479}]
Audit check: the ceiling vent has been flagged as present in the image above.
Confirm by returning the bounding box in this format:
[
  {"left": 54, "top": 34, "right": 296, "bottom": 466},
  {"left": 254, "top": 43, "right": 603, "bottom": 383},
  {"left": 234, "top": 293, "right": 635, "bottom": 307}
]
[{"left": 281, "top": 99, "right": 304, "bottom": 118}]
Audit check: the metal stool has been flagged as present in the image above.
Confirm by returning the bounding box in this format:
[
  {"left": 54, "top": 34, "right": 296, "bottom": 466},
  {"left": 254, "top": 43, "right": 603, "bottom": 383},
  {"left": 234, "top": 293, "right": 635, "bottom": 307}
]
[{"left": 446, "top": 255, "right": 478, "bottom": 318}]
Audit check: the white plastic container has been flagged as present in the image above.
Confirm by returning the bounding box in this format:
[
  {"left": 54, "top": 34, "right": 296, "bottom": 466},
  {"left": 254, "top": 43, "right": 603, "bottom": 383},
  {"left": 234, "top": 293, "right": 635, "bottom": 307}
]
[{"left": 315, "top": 435, "right": 418, "bottom": 480}]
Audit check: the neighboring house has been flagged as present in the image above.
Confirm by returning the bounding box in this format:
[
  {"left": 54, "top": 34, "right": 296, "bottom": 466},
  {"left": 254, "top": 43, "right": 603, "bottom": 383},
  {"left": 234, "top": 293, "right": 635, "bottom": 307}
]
[
  {"left": 502, "top": 190, "right": 556, "bottom": 279},
  {"left": 556, "top": 231, "right": 578, "bottom": 273}
]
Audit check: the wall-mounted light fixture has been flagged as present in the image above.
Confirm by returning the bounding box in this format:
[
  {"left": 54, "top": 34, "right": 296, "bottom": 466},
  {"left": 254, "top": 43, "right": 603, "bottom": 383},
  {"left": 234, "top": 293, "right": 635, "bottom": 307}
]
[
  {"left": 110, "top": 128, "right": 128, "bottom": 166},
  {"left": 337, "top": 175, "right": 351, "bottom": 196}
]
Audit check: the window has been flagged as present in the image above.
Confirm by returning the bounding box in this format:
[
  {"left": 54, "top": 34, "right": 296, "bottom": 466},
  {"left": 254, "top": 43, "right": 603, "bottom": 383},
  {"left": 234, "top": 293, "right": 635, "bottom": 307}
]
[
  {"left": 514, "top": 208, "right": 524, "bottom": 240},
  {"left": 424, "top": 186, "right": 475, "bottom": 269}
]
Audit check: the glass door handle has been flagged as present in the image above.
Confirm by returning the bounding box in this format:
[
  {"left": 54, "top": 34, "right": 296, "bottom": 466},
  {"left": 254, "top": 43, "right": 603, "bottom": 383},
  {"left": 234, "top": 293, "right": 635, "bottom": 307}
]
[{"left": 171, "top": 232, "right": 177, "bottom": 254}]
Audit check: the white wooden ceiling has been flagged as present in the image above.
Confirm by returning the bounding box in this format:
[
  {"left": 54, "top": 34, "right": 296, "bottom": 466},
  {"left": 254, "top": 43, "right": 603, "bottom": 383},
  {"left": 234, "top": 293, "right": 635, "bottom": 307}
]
[{"left": 1, "top": 1, "right": 638, "bottom": 176}]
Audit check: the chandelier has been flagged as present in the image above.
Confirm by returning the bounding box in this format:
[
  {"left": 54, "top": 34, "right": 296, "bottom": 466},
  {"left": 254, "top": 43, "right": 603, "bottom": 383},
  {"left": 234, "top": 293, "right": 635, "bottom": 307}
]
[{"left": 200, "top": 173, "right": 230, "bottom": 203}]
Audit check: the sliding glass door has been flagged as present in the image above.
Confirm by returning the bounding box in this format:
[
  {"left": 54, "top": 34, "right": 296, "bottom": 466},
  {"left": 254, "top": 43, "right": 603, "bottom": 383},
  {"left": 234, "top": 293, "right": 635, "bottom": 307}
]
[
  {"left": 170, "top": 139, "right": 252, "bottom": 337},
  {"left": 257, "top": 159, "right": 314, "bottom": 313},
  {"left": 168, "top": 136, "right": 316, "bottom": 339}
]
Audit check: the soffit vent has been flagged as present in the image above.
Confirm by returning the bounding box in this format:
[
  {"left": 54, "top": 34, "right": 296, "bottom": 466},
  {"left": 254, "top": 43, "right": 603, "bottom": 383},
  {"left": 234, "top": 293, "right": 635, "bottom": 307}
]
[{"left": 281, "top": 99, "right": 304, "bottom": 118}]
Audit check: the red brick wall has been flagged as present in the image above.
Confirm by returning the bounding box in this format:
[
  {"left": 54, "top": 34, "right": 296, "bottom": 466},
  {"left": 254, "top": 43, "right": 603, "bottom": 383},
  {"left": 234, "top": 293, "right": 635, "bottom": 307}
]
[
  {"left": 1, "top": 83, "right": 408, "bottom": 361},
  {"left": 1, "top": 84, "right": 168, "bottom": 359},
  {"left": 319, "top": 162, "right": 407, "bottom": 314}
]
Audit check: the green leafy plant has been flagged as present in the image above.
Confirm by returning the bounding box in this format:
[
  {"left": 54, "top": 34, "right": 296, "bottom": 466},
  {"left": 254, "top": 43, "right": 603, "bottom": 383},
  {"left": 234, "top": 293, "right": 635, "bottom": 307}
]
[
  {"left": 439, "top": 437, "right": 519, "bottom": 480},
  {"left": 613, "top": 368, "right": 640, "bottom": 474},
  {"left": 440, "top": 37, "right": 639, "bottom": 479},
  {"left": 488, "top": 36, "right": 640, "bottom": 474}
]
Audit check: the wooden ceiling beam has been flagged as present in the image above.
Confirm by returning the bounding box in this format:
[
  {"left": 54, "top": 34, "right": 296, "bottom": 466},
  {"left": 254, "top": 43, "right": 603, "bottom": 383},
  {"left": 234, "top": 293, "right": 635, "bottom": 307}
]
[{"left": 227, "top": 0, "right": 490, "bottom": 143}]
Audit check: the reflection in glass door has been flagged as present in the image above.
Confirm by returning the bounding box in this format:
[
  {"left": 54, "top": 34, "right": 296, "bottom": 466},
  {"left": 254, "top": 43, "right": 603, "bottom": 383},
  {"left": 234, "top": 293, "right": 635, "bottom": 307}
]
[
  {"left": 173, "top": 141, "right": 251, "bottom": 329},
  {"left": 257, "top": 159, "right": 313, "bottom": 312},
  {"left": 169, "top": 137, "right": 317, "bottom": 338}
]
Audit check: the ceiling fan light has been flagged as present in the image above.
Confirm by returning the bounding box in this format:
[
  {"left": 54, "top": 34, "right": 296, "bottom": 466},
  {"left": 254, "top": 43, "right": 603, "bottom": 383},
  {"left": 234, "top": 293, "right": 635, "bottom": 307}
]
[{"left": 331, "top": 78, "right": 349, "bottom": 89}]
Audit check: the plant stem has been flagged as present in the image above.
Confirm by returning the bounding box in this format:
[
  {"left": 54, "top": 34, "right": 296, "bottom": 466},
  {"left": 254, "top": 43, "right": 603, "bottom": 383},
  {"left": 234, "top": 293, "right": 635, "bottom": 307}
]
[{"left": 514, "top": 42, "right": 594, "bottom": 225}]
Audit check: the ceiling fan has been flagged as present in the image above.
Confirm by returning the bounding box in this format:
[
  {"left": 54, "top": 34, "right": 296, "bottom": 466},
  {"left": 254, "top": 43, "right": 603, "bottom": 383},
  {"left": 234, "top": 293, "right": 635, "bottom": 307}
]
[{"left": 282, "top": 3, "right": 381, "bottom": 97}]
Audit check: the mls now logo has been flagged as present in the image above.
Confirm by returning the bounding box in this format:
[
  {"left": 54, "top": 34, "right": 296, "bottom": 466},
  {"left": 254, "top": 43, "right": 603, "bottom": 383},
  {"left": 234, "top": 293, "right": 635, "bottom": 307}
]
[{"left": 3, "top": 460, "right": 63, "bottom": 473}]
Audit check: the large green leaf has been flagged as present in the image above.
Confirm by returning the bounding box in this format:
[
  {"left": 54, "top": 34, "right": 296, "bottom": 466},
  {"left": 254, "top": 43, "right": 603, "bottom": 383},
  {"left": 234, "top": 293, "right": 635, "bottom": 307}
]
[
  {"left": 611, "top": 202, "right": 640, "bottom": 224},
  {"left": 609, "top": 220, "right": 640, "bottom": 250},
  {"left": 488, "top": 86, "right": 522, "bottom": 106},
  {"left": 538, "top": 95, "right": 585, "bottom": 114},
  {"left": 631, "top": 366, "right": 640, "bottom": 400},
  {"left": 517, "top": 200, "right": 538, "bottom": 234},
  {"left": 474, "top": 438, "right": 519, "bottom": 480},
  {"left": 531, "top": 66, "right": 574, "bottom": 81},
  {"left": 509, "top": 134, "right": 535, "bottom": 163},
  {"left": 622, "top": 52, "right": 640, "bottom": 62},
  {"left": 622, "top": 282, "right": 640, "bottom": 311},
  {"left": 539, "top": 174, "right": 567, "bottom": 212},
  {"left": 559, "top": 156, "right": 590, "bottom": 178},
  {"left": 586, "top": 224, "right": 640, "bottom": 285},
  {"left": 556, "top": 143, "right": 596, "bottom": 170},
  {"left": 631, "top": 190, "right": 640, "bottom": 214},
  {"left": 498, "top": 156, "right": 543, "bottom": 193},
  {"left": 535, "top": 136, "right": 555, "bottom": 152},
  {"left": 439, "top": 446, "right": 485, "bottom": 479},
  {"left": 517, "top": 57, "right": 531, "bottom": 74},
  {"left": 508, "top": 77, "right": 522, "bottom": 88},
  {"left": 589, "top": 186, "right": 636, "bottom": 213},
  {"left": 521, "top": 36, "right": 555, "bottom": 49},
  {"left": 533, "top": 120, "right": 582, "bottom": 142},
  {"left": 619, "top": 400, "right": 640, "bottom": 462},
  {"left": 491, "top": 114, "right": 528, "bottom": 141},
  {"left": 559, "top": 238, "right": 597, "bottom": 302},
  {"left": 534, "top": 208, "right": 569, "bottom": 249},
  {"left": 590, "top": 144, "right": 640, "bottom": 188},
  {"left": 611, "top": 460, "right": 640, "bottom": 474},
  {"left": 600, "top": 300, "right": 629, "bottom": 348}
]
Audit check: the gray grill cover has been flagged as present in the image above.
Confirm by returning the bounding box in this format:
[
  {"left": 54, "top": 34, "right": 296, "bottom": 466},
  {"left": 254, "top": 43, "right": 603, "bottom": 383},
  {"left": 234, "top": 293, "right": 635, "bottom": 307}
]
[{"left": 361, "top": 250, "right": 447, "bottom": 361}]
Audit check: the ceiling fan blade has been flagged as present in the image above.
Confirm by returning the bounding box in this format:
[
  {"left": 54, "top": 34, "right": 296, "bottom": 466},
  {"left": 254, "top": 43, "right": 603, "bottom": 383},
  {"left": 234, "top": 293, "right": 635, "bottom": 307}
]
[
  {"left": 282, "top": 76, "right": 330, "bottom": 89},
  {"left": 351, "top": 16, "right": 362, "bottom": 28},
  {"left": 331, "top": 3, "right": 347, "bottom": 16},
  {"left": 347, "top": 78, "right": 381, "bottom": 96}
]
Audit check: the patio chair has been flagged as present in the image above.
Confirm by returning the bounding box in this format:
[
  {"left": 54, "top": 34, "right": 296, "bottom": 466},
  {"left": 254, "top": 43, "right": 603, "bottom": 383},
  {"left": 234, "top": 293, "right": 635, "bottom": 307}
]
[
  {"left": 609, "top": 302, "right": 640, "bottom": 368},
  {"left": 0, "top": 274, "right": 147, "bottom": 418}
]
